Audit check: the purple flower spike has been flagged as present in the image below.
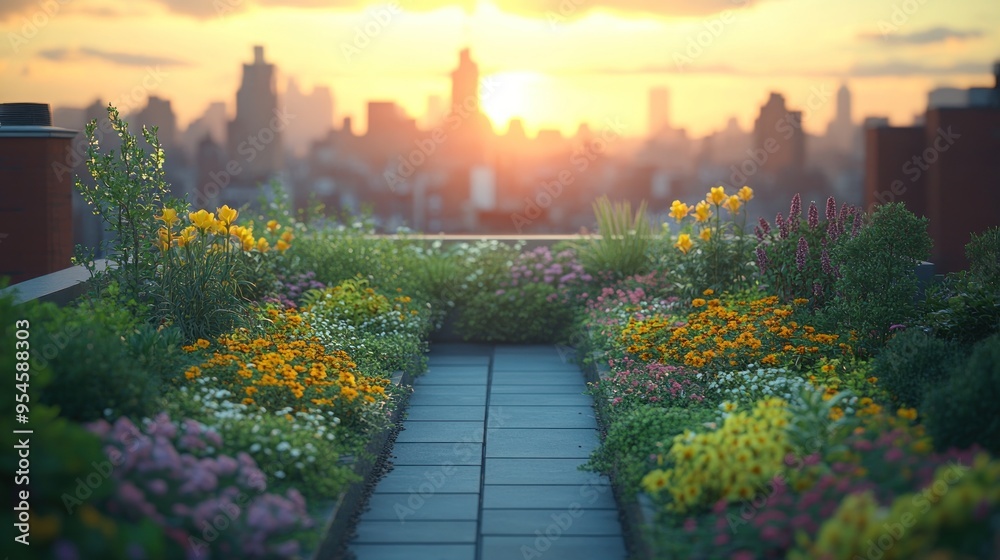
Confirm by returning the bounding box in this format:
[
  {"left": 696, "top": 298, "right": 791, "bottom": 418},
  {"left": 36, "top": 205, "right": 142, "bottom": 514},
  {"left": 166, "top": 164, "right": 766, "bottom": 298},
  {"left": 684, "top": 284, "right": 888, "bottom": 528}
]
[
  {"left": 808, "top": 202, "right": 819, "bottom": 229},
  {"left": 795, "top": 237, "right": 809, "bottom": 271}
]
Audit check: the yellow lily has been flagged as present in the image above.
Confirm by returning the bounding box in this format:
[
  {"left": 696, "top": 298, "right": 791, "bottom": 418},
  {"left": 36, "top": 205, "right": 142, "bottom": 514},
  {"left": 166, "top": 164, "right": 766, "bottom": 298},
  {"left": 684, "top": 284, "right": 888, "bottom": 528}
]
[
  {"left": 694, "top": 201, "right": 712, "bottom": 222},
  {"left": 217, "top": 205, "right": 238, "bottom": 227},
  {"left": 675, "top": 233, "right": 693, "bottom": 254},
  {"left": 669, "top": 200, "right": 690, "bottom": 222},
  {"left": 189, "top": 209, "right": 216, "bottom": 232},
  {"left": 738, "top": 185, "right": 754, "bottom": 202},
  {"left": 707, "top": 186, "right": 727, "bottom": 205}
]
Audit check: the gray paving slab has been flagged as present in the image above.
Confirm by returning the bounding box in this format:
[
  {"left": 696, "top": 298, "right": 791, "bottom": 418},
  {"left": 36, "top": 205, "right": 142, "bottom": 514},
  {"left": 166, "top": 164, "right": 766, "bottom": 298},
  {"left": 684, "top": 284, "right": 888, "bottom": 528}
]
[
  {"left": 391, "top": 442, "right": 483, "bottom": 466},
  {"left": 485, "top": 459, "right": 610, "bottom": 486},
  {"left": 409, "top": 385, "right": 487, "bottom": 397},
  {"left": 482, "top": 484, "right": 618, "bottom": 509},
  {"left": 481, "top": 509, "right": 623, "bottom": 536},
  {"left": 406, "top": 406, "right": 485, "bottom": 421},
  {"left": 350, "top": 544, "right": 476, "bottom": 560},
  {"left": 489, "top": 384, "right": 585, "bottom": 394},
  {"left": 489, "top": 372, "right": 583, "bottom": 385},
  {"left": 396, "top": 422, "right": 484, "bottom": 444},
  {"left": 487, "top": 429, "right": 599, "bottom": 458},
  {"left": 352, "top": 520, "right": 477, "bottom": 543},
  {"left": 410, "top": 392, "right": 487, "bottom": 406},
  {"left": 487, "top": 406, "right": 597, "bottom": 429},
  {"left": 489, "top": 393, "right": 593, "bottom": 406},
  {"left": 360, "top": 493, "right": 479, "bottom": 522},
  {"left": 373, "top": 465, "right": 481, "bottom": 493},
  {"left": 481, "top": 536, "right": 627, "bottom": 560}
]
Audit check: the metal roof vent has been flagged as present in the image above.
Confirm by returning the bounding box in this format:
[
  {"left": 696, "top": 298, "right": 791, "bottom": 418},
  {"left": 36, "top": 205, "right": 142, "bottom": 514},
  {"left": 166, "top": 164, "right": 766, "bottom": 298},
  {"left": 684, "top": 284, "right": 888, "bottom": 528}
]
[{"left": 0, "top": 103, "right": 52, "bottom": 126}]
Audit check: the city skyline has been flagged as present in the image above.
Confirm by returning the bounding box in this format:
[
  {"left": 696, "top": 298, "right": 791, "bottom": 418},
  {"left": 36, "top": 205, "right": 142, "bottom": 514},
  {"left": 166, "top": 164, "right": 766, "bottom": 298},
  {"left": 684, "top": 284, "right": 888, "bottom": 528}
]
[{"left": 2, "top": 0, "right": 999, "bottom": 138}]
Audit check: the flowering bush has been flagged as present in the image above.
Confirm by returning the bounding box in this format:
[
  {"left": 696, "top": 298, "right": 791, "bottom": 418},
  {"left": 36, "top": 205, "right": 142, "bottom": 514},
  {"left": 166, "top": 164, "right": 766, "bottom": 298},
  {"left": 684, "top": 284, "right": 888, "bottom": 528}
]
[
  {"left": 754, "top": 194, "right": 860, "bottom": 307},
  {"left": 263, "top": 271, "right": 327, "bottom": 309},
  {"left": 505, "top": 246, "right": 593, "bottom": 298},
  {"left": 589, "top": 355, "right": 707, "bottom": 412},
  {"left": 705, "top": 365, "right": 810, "bottom": 406},
  {"left": 182, "top": 307, "right": 392, "bottom": 431},
  {"left": 579, "top": 272, "right": 681, "bottom": 359},
  {"left": 621, "top": 294, "right": 848, "bottom": 370},
  {"left": 89, "top": 414, "right": 312, "bottom": 559},
  {"left": 642, "top": 398, "right": 792, "bottom": 514}
]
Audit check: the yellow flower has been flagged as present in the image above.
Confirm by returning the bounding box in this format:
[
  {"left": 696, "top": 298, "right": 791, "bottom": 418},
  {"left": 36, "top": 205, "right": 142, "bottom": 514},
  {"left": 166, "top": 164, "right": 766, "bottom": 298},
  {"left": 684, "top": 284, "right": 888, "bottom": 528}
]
[
  {"left": 280, "top": 231, "right": 294, "bottom": 243},
  {"left": 694, "top": 201, "right": 712, "bottom": 222},
  {"left": 189, "top": 209, "right": 216, "bottom": 232},
  {"left": 703, "top": 289, "right": 714, "bottom": 296},
  {"left": 267, "top": 219, "right": 280, "bottom": 232},
  {"left": 176, "top": 227, "right": 198, "bottom": 248},
  {"left": 216, "top": 205, "right": 238, "bottom": 227},
  {"left": 675, "top": 233, "right": 693, "bottom": 254},
  {"left": 737, "top": 185, "right": 754, "bottom": 202},
  {"left": 670, "top": 200, "right": 691, "bottom": 222},
  {"left": 156, "top": 207, "right": 179, "bottom": 228},
  {"left": 256, "top": 237, "right": 270, "bottom": 252},
  {"left": 707, "top": 186, "right": 727, "bottom": 205},
  {"left": 692, "top": 298, "right": 706, "bottom": 307},
  {"left": 724, "top": 195, "right": 742, "bottom": 214},
  {"left": 241, "top": 235, "right": 255, "bottom": 251},
  {"left": 896, "top": 407, "right": 918, "bottom": 421},
  {"left": 276, "top": 239, "right": 290, "bottom": 253},
  {"left": 157, "top": 227, "right": 171, "bottom": 251},
  {"left": 700, "top": 228, "right": 712, "bottom": 241}
]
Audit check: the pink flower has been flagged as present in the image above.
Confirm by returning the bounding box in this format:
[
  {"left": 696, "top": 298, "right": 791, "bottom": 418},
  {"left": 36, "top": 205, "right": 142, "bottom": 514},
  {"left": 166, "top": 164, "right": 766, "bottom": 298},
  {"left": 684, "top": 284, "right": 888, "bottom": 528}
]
[{"left": 683, "top": 518, "right": 698, "bottom": 532}]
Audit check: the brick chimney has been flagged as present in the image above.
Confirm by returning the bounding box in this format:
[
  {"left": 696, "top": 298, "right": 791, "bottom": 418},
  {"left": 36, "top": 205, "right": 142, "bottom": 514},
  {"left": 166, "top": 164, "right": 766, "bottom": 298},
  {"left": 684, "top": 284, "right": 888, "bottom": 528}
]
[{"left": 0, "top": 103, "right": 78, "bottom": 284}]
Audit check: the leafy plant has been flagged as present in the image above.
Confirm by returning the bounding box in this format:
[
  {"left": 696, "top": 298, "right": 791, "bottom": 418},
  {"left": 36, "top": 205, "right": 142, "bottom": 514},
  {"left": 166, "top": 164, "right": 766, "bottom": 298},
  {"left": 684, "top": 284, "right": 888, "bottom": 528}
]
[
  {"left": 579, "top": 196, "right": 652, "bottom": 279},
  {"left": 584, "top": 406, "right": 716, "bottom": 499},
  {"left": 872, "top": 328, "right": 964, "bottom": 408},
  {"left": 924, "top": 333, "right": 1000, "bottom": 454},
  {"left": 75, "top": 105, "right": 175, "bottom": 306},
  {"left": 824, "top": 202, "right": 932, "bottom": 353}
]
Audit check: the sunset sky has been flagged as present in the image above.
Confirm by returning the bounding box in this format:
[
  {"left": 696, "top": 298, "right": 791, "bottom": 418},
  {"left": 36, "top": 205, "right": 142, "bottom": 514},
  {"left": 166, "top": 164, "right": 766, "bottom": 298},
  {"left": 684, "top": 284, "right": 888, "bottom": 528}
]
[{"left": 2, "top": 0, "right": 998, "bottom": 139}]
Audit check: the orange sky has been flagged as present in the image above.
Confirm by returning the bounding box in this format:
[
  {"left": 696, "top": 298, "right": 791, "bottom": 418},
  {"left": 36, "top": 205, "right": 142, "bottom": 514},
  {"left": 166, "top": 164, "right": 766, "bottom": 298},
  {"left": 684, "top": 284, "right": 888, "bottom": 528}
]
[{"left": 1, "top": 0, "right": 998, "bottom": 138}]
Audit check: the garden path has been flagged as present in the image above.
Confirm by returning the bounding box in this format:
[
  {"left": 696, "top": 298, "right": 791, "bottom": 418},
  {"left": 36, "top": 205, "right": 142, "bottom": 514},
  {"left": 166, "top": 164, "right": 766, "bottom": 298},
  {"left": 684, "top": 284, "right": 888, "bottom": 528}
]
[{"left": 347, "top": 344, "right": 626, "bottom": 560}]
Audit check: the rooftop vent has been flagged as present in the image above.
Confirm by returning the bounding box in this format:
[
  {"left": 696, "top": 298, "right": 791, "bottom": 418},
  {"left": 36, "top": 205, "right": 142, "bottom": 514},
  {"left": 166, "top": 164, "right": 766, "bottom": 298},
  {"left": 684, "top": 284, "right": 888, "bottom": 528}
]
[{"left": 0, "top": 103, "right": 52, "bottom": 126}]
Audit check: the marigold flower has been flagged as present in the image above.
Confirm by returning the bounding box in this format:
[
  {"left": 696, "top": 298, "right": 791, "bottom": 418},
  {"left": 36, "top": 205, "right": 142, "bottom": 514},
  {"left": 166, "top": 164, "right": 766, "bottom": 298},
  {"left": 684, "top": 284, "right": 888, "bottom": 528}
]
[
  {"left": 670, "top": 200, "right": 691, "bottom": 222},
  {"left": 675, "top": 233, "right": 694, "bottom": 254},
  {"left": 707, "top": 186, "right": 727, "bottom": 205}
]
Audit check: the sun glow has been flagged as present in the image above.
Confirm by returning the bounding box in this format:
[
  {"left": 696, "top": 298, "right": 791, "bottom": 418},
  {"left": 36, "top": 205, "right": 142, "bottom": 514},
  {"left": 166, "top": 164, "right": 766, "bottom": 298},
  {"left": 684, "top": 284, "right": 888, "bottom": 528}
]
[{"left": 480, "top": 71, "right": 545, "bottom": 131}]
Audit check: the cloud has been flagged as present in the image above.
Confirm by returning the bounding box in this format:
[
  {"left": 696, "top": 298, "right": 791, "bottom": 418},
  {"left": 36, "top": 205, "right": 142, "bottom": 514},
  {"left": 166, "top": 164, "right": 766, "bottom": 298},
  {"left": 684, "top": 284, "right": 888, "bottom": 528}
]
[
  {"left": 38, "top": 47, "right": 190, "bottom": 67},
  {"left": 148, "top": 0, "right": 757, "bottom": 19},
  {"left": 560, "top": 60, "right": 993, "bottom": 78},
  {"left": 0, "top": 0, "right": 38, "bottom": 21},
  {"left": 858, "top": 26, "right": 985, "bottom": 45}
]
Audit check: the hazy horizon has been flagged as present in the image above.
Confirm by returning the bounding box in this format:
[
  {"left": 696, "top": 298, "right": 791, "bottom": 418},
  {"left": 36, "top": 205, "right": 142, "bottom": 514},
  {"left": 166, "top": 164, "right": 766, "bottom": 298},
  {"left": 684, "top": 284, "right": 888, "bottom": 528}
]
[{"left": 2, "top": 0, "right": 999, "bottom": 138}]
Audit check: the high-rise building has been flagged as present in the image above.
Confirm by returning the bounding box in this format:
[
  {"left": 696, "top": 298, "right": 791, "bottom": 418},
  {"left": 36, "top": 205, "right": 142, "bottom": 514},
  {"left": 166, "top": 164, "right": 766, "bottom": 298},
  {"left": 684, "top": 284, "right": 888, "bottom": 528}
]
[
  {"left": 180, "top": 101, "right": 227, "bottom": 158},
  {"left": 132, "top": 95, "right": 178, "bottom": 149},
  {"left": 283, "top": 77, "right": 333, "bottom": 157},
  {"left": 826, "top": 83, "right": 855, "bottom": 152},
  {"left": 864, "top": 62, "right": 1000, "bottom": 273},
  {"left": 451, "top": 48, "right": 479, "bottom": 114},
  {"left": 227, "top": 45, "right": 282, "bottom": 184},
  {"left": 649, "top": 87, "right": 670, "bottom": 136},
  {"left": 425, "top": 95, "right": 445, "bottom": 129},
  {"left": 753, "top": 92, "right": 805, "bottom": 177}
]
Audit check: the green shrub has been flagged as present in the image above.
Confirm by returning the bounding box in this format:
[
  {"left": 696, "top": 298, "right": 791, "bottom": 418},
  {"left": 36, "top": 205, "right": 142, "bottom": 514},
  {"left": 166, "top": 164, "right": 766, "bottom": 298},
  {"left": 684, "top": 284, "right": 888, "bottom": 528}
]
[
  {"left": 824, "top": 203, "right": 932, "bottom": 354},
  {"left": 457, "top": 281, "right": 575, "bottom": 343},
  {"left": 32, "top": 296, "right": 172, "bottom": 421},
  {"left": 583, "top": 406, "right": 716, "bottom": 499},
  {"left": 924, "top": 333, "right": 1000, "bottom": 454},
  {"left": 872, "top": 328, "right": 964, "bottom": 408}
]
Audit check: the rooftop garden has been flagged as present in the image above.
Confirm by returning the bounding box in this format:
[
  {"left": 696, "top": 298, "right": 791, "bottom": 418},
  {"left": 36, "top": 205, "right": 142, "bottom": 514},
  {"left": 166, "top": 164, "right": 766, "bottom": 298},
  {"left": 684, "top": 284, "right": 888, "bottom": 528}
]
[{"left": 4, "top": 106, "right": 1000, "bottom": 559}]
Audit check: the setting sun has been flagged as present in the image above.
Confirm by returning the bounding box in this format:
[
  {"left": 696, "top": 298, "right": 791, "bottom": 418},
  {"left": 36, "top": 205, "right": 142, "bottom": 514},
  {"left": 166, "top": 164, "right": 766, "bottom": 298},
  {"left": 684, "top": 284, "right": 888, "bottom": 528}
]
[{"left": 480, "top": 71, "right": 546, "bottom": 132}]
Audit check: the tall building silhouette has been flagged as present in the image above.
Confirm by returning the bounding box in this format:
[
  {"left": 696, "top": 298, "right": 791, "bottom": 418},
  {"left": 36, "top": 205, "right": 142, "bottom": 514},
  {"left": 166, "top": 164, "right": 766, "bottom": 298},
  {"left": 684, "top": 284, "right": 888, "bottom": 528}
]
[
  {"left": 753, "top": 92, "right": 805, "bottom": 177},
  {"left": 451, "top": 48, "right": 479, "bottom": 114},
  {"left": 284, "top": 77, "right": 333, "bottom": 157},
  {"left": 826, "top": 83, "right": 855, "bottom": 153},
  {"left": 649, "top": 87, "right": 670, "bottom": 136},
  {"left": 227, "top": 45, "right": 282, "bottom": 184},
  {"left": 132, "top": 95, "right": 178, "bottom": 149}
]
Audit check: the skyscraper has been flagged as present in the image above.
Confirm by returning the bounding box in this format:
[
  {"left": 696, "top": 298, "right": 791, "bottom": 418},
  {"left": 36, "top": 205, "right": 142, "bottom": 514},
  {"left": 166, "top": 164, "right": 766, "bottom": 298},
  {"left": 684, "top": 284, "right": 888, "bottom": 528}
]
[
  {"left": 227, "top": 45, "right": 282, "bottom": 183},
  {"left": 132, "top": 95, "right": 178, "bottom": 149},
  {"left": 826, "top": 83, "right": 855, "bottom": 152},
  {"left": 649, "top": 87, "right": 670, "bottom": 136},
  {"left": 753, "top": 92, "right": 805, "bottom": 177},
  {"left": 451, "top": 48, "right": 479, "bottom": 114},
  {"left": 284, "top": 77, "right": 333, "bottom": 157}
]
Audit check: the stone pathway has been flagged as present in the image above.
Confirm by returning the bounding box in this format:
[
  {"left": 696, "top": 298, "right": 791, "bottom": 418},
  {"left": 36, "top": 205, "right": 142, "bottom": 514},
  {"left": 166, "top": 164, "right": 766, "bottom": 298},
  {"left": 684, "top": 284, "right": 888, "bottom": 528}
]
[{"left": 347, "top": 344, "right": 626, "bottom": 560}]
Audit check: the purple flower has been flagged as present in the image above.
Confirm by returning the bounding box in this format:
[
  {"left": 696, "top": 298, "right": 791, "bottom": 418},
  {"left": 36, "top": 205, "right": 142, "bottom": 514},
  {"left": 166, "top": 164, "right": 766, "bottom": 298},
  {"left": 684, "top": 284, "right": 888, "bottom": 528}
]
[
  {"left": 795, "top": 236, "right": 809, "bottom": 271},
  {"left": 852, "top": 211, "right": 862, "bottom": 237},
  {"left": 789, "top": 193, "right": 802, "bottom": 228},
  {"left": 754, "top": 225, "right": 764, "bottom": 241},
  {"left": 775, "top": 212, "right": 789, "bottom": 239},
  {"left": 889, "top": 324, "right": 907, "bottom": 331},
  {"left": 758, "top": 217, "right": 771, "bottom": 236},
  {"left": 756, "top": 246, "right": 770, "bottom": 274},
  {"left": 813, "top": 281, "right": 823, "bottom": 296},
  {"left": 825, "top": 196, "right": 837, "bottom": 223},
  {"left": 821, "top": 249, "right": 832, "bottom": 275},
  {"left": 808, "top": 202, "right": 819, "bottom": 229}
]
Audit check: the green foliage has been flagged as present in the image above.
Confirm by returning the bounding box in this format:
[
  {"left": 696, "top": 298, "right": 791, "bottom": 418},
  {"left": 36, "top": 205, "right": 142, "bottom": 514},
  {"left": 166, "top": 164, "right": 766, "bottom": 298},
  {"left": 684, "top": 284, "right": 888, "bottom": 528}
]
[
  {"left": 921, "top": 227, "right": 1000, "bottom": 345},
  {"left": 785, "top": 385, "right": 858, "bottom": 458},
  {"left": 30, "top": 295, "right": 176, "bottom": 421},
  {"left": 458, "top": 280, "right": 575, "bottom": 343},
  {"left": 75, "top": 105, "right": 175, "bottom": 306},
  {"left": 302, "top": 277, "right": 392, "bottom": 324},
  {"left": 924, "top": 333, "right": 1000, "bottom": 454},
  {"left": 824, "top": 203, "right": 932, "bottom": 353},
  {"left": 578, "top": 196, "right": 652, "bottom": 279},
  {"left": 873, "top": 328, "right": 964, "bottom": 408},
  {"left": 584, "top": 406, "right": 716, "bottom": 499}
]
